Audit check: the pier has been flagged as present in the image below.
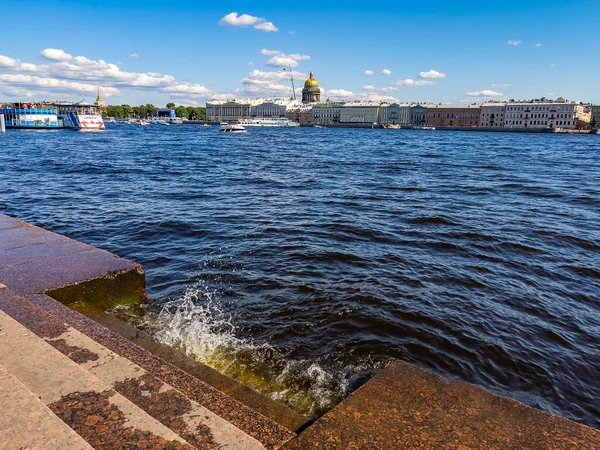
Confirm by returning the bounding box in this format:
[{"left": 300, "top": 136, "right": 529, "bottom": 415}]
[{"left": 1, "top": 213, "right": 599, "bottom": 449}]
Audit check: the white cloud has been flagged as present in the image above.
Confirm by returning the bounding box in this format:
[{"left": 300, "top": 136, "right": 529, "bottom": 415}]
[
  {"left": 238, "top": 69, "right": 305, "bottom": 97},
  {"left": 466, "top": 90, "right": 503, "bottom": 97},
  {"left": 535, "top": 43, "right": 542, "bottom": 47},
  {"left": 396, "top": 78, "right": 434, "bottom": 87},
  {"left": 288, "top": 31, "right": 296, "bottom": 35},
  {"left": 548, "top": 93, "right": 554, "bottom": 96},
  {"left": 254, "top": 21, "right": 278, "bottom": 32},
  {"left": 492, "top": 83, "right": 513, "bottom": 87},
  {"left": 129, "top": 53, "right": 139, "bottom": 59},
  {"left": 508, "top": 40, "right": 521, "bottom": 46},
  {"left": 219, "top": 12, "right": 262, "bottom": 26},
  {"left": 0, "top": 73, "right": 121, "bottom": 97},
  {"left": 324, "top": 88, "right": 399, "bottom": 103},
  {"left": 364, "top": 70, "right": 374, "bottom": 76},
  {"left": 261, "top": 49, "right": 310, "bottom": 68},
  {"left": 420, "top": 70, "right": 445, "bottom": 79},
  {"left": 550, "top": 64, "right": 556, "bottom": 68},
  {"left": 41, "top": 48, "right": 73, "bottom": 62},
  {"left": 261, "top": 49, "right": 281, "bottom": 56},
  {"left": 381, "top": 69, "right": 391, "bottom": 75},
  {"left": 219, "top": 12, "right": 278, "bottom": 32},
  {"left": 247, "top": 61, "right": 254, "bottom": 66},
  {"left": 362, "top": 85, "right": 376, "bottom": 91},
  {"left": 0, "top": 48, "right": 214, "bottom": 101}
]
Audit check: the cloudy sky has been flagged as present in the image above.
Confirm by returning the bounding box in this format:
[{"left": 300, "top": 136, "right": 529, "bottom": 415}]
[{"left": 0, "top": 0, "right": 597, "bottom": 106}]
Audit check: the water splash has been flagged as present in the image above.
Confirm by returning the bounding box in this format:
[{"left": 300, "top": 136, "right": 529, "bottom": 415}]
[{"left": 117, "top": 283, "right": 381, "bottom": 417}]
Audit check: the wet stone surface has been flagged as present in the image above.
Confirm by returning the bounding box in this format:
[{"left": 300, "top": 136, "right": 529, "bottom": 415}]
[
  {"left": 49, "top": 389, "right": 193, "bottom": 450},
  {"left": 114, "top": 373, "right": 219, "bottom": 450}
]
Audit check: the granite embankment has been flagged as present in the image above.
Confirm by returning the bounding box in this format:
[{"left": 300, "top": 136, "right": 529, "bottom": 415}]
[{"left": 1, "top": 213, "right": 599, "bottom": 449}]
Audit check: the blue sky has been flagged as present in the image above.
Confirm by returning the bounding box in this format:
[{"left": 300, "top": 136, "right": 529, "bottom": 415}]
[{"left": 0, "top": 0, "right": 597, "bottom": 106}]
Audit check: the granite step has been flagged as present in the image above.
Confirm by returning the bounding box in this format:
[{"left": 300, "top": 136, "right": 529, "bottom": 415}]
[
  {"left": 0, "top": 287, "right": 296, "bottom": 449},
  {"left": 0, "top": 307, "right": 193, "bottom": 449},
  {"left": 81, "top": 305, "right": 308, "bottom": 432},
  {"left": 0, "top": 287, "right": 268, "bottom": 450},
  {"left": 0, "top": 364, "right": 93, "bottom": 450}
]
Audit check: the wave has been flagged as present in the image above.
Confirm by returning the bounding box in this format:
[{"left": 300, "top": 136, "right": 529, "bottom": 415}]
[{"left": 142, "top": 285, "right": 380, "bottom": 417}]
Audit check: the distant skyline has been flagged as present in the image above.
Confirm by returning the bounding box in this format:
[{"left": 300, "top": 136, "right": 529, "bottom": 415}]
[{"left": 0, "top": 0, "right": 598, "bottom": 106}]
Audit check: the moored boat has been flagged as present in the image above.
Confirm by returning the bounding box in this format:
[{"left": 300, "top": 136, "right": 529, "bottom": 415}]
[
  {"left": 53, "top": 101, "right": 105, "bottom": 131},
  {"left": 0, "top": 105, "right": 60, "bottom": 129},
  {"left": 219, "top": 122, "right": 246, "bottom": 133}
]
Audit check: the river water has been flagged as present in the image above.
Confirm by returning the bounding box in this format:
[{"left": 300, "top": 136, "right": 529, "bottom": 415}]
[{"left": 1, "top": 125, "right": 599, "bottom": 427}]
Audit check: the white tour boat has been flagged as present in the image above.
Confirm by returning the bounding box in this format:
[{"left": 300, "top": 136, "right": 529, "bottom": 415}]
[
  {"left": 219, "top": 122, "right": 246, "bottom": 133},
  {"left": 54, "top": 101, "right": 105, "bottom": 131}
]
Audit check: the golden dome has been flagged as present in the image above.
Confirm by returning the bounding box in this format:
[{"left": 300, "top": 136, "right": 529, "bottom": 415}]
[{"left": 304, "top": 72, "right": 319, "bottom": 88}]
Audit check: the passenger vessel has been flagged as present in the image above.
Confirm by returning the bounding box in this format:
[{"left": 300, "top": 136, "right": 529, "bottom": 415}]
[{"left": 0, "top": 101, "right": 104, "bottom": 131}]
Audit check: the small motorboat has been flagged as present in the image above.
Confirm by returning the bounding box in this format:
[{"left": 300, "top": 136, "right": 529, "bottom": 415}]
[{"left": 219, "top": 123, "right": 246, "bottom": 133}]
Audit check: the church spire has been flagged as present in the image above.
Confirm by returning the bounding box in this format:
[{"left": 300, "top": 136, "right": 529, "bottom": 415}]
[{"left": 95, "top": 86, "right": 104, "bottom": 107}]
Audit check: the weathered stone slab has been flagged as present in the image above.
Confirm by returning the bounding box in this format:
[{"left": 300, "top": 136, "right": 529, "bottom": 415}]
[
  {"left": 0, "top": 214, "right": 28, "bottom": 230},
  {"left": 0, "top": 224, "right": 67, "bottom": 251},
  {"left": 0, "top": 214, "right": 145, "bottom": 307},
  {"left": 0, "top": 365, "right": 93, "bottom": 450},
  {"left": 282, "top": 360, "right": 600, "bottom": 450},
  {"left": 0, "top": 309, "right": 193, "bottom": 448}
]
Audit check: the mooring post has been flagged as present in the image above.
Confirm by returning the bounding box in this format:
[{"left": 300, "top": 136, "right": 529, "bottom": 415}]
[{"left": 0, "top": 114, "right": 5, "bottom": 133}]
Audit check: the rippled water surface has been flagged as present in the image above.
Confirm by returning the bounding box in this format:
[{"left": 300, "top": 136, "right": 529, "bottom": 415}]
[{"left": 1, "top": 126, "right": 599, "bottom": 426}]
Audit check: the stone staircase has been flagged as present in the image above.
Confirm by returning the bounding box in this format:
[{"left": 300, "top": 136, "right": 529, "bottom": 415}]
[{"left": 0, "top": 285, "right": 297, "bottom": 449}]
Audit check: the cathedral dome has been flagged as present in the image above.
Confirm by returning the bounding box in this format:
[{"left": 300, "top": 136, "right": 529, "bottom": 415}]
[{"left": 304, "top": 72, "right": 319, "bottom": 88}]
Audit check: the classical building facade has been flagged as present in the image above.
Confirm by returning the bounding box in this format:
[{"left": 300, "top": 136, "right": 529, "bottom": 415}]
[
  {"left": 426, "top": 105, "right": 481, "bottom": 127},
  {"left": 339, "top": 102, "right": 381, "bottom": 124},
  {"left": 302, "top": 72, "right": 321, "bottom": 104},
  {"left": 410, "top": 105, "right": 427, "bottom": 126},
  {"left": 312, "top": 102, "right": 344, "bottom": 125},
  {"left": 206, "top": 100, "right": 252, "bottom": 122},
  {"left": 479, "top": 102, "right": 506, "bottom": 127},
  {"left": 379, "top": 103, "right": 411, "bottom": 125},
  {"left": 505, "top": 101, "right": 588, "bottom": 129},
  {"left": 251, "top": 101, "right": 288, "bottom": 118}
]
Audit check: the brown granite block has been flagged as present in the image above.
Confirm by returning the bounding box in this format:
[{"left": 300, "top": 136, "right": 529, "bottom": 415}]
[
  {"left": 0, "top": 239, "right": 95, "bottom": 266},
  {"left": 0, "top": 249, "right": 136, "bottom": 294},
  {"left": 28, "top": 293, "right": 297, "bottom": 449},
  {"left": 0, "top": 214, "right": 28, "bottom": 230},
  {"left": 0, "top": 224, "right": 68, "bottom": 251},
  {"left": 49, "top": 390, "right": 193, "bottom": 450},
  {"left": 282, "top": 360, "right": 600, "bottom": 450}
]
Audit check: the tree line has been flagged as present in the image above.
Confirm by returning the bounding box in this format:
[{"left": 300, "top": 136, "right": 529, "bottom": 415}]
[{"left": 103, "top": 103, "right": 206, "bottom": 120}]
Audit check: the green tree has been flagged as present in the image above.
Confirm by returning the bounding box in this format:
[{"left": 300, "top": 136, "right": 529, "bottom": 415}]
[
  {"left": 122, "top": 104, "right": 133, "bottom": 118},
  {"left": 104, "top": 105, "right": 124, "bottom": 118},
  {"left": 175, "top": 105, "right": 189, "bottom": 119},
  {"left": 145, "top": 104, "right": 157, "bottom": 118},
  {"left": 188, "top": 107, "right": 206, "bottom": 120},
  {"left": 166, "top": 102, "right": 175, "bottom": 109}
]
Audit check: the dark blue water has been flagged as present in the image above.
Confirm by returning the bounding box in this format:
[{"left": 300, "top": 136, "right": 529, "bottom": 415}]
[{"left": 1, "top": 126, "right": 599, "bottom": 426}]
